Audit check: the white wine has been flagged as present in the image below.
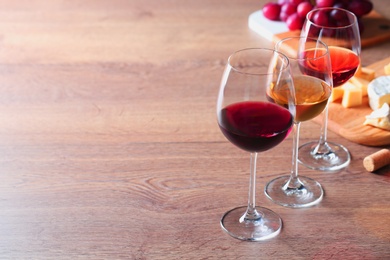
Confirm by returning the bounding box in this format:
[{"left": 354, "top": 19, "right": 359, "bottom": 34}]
[{"left": 269, "top": 75, "right": 331, "bottom": 122}]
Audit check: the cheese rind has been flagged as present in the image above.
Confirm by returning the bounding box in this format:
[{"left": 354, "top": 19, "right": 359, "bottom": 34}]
[{"left": 367, "top": 76, "right": 390, "bottom": 110}]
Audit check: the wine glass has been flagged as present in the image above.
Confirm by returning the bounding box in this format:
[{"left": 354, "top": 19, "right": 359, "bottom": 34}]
[
  {"left": 298, "top": 7, "right": 361, "bottom": 171},
  {"left": 265, "top": 37, "right": 332, "bottom": 208},
  {"left": 217, "top": 48, "right": 295, "bottom": 241}
]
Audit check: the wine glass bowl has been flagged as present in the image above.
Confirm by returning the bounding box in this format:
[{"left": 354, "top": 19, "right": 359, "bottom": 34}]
[
  {"left": 265, "top": 37, "right": 332, "bottom": 208},
  {"left": 298, "top": 7, "right": 361, "bottom": 171},
  {"left": 217, "top": 48, "right": 295, "bottom": 240},
  {"left": 303, "top": 8, "right": 360, "bottom": 88}
]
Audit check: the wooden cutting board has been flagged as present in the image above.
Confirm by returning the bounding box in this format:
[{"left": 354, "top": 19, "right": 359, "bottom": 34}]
[
  {"left": 312, "top": 57, "right": 390, "bottom": 147},
  {"left": 249, "top": 10, "right": 390, "bottom": 49}
]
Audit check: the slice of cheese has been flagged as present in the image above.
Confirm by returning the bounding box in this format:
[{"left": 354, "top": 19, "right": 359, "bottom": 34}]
[
  {"left": 349, "top": 76, "right": 369, "bottom": 96},
  {"left": 341, "top": 86, "right": 362, "bottom": 108},
  {"left": 364, "top": 103, "right": 390, "bottom": 131},
  {"left": 367, "top": 76, "right": 390, "bottom": 110}
]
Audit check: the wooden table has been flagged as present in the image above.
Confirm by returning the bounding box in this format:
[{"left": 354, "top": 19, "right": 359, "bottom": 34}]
[{"left": 0, "top": 0, "right": 389, "bottom": 259}]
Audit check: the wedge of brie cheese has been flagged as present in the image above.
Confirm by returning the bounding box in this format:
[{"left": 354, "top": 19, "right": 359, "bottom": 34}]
[
  {"left": 367, "top": 76, "right": 390, "bottom": 110},
  {"left": 364, "top": 103, "right": 390, "bottom": 131}
]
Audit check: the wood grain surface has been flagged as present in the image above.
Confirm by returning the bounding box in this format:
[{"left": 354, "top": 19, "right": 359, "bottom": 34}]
[
  {"left": 312, "top": 57, "right": 390, "bottom": 146},
  {"left": 0, "top": 0, "right": 389, "bottom": 259}
]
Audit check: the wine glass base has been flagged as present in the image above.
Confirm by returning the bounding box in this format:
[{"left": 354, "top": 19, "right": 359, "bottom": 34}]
[
  {"left": 298, "top": 141, "right": 351, "bottom": 171},
  {"left": 220, "top": 206, "right": 282, "bottom": 241},
  {"left": 265, "top": 176, "right": 323, "bottom": 208}
]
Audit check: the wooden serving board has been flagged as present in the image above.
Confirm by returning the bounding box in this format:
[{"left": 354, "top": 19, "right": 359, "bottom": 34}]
[
  {"left": 312, "top": 57, "right": 390, "bottom": 147},
  {"left": 249, "top": 10, "right": 390, "bottom": 49}
]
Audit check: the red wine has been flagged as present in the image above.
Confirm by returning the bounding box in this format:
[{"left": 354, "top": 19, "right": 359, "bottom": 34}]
[
  {"left": 329, "top": 46, "right": 359, "bottom": 87},
  {"left": 218, "top": 101, "right": 293, "bottom": 152}
]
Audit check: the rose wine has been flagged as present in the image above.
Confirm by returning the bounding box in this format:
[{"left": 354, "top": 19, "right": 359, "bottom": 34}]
[
  {"left": 299, "top": 48, "right": 330, "bottom": 82},
  {"left": 328, "top": 46, "right": 359, "bottom": 87},
  {"left": 218, "top": 101, "right": 293, "bottom": 152},
  {"left": 268, "top": 76, "right": 331, "bottom": 122}
]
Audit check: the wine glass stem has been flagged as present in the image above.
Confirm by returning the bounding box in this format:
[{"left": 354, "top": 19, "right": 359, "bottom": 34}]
[
  {"left": 241, "top": 152, "right": 262, "bottom": 222},
  {"left": 285, "top": 122, "right": 303, "bottom": 189},
  {"left": 312, "top": 104, "right": 333, "bottom": 154},
  {"left": 319, "top": 104, "right": 329, "bottom": 146}
]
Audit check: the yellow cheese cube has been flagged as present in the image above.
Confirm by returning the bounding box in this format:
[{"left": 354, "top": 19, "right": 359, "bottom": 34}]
[
  {"left": 355, "top": 65, "right": 375, "bottom": 81},
  {"left": 341, "top": 81, "right": 359, "bottom": 92},
  {"left": 330, "top": 87, "right": 344, "bottom": 102},
  {"left": 385, "top": 63, "right": 390, "bottom": 75},
  {"left": 349, "top": 76, "right": 369, "bottom": 96},
  {"left": 355, "top": 64, "right": 362, "bottom": 77},
  {"left": 342, "top": 87, "right": 362, "bottom": 108},
  {"left": 359, "top": 67, "right": 376, "bottom": 81}
]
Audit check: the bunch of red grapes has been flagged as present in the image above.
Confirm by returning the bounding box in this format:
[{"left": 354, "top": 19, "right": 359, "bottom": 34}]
[{"left": 262, "top": 0, "right": 373, "bottom": 32}]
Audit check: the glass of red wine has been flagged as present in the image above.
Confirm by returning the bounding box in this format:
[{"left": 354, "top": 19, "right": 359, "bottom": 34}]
[
  {"left": 298, "top": 7, "right": 361, "bottom": 171},
  {"left": 217, "top": 48, "right": 295, "bottom": 241},
  {"left": 265, "top": 37, "right": 332, "bottom": 208}
]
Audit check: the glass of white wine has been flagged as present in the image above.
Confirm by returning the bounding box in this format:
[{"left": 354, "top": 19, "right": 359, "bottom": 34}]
[{"left": 265, "top": 37, "right": 332, "bottom": 208}]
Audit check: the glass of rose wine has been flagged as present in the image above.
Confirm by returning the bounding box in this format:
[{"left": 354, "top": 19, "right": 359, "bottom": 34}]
[
  {"left": 265, "top": 37, "right": 332, "bottom": 208},
  {"left": 298, "top": 7, "right": 361, "bottom": 171},
  {"left": 217, "top": 48, "right": 295, "bottom": 241}
]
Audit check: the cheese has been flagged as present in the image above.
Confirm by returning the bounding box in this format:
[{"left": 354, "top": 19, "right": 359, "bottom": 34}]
[
  {"left": 364, "top": 103, "right": 390, "bottom": 131},
  {"left": 355, "top": 64, "right": 362, "bottom": 76},
  {"left": 341, "top": 86, "right": 362, "bottom": 108},
  {"left": 355, "top": 66, "right": 376, "bottom": 81},
  {"left": 348, "top": 76, "right": 369, "bottom": 96},
  {"left": 385, "top": 63, "right": 390, "bottom": 75},
  {"left": 367, "top": 76, "right": 390, "bottom": 110},
  {"left": 330, "top": 87, "right": 344, "bottom": 102},
  {"left": 361, "top": 67, "right": 376, "bottom": 81}
]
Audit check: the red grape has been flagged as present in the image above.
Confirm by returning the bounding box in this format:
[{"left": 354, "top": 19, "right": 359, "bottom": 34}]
[
  {"left": 348, "top": 0, "right": 373, "bottom": 17},
  {"left": 332, "top": 2, "right": 346, "bottom": 9},
  {"left": 260, "top": 0, "right": 374, "bottom": 31},
  {"left": 286, "top": 13, "right": 304, "bottom": 30},
  {"left": 316, "top": 0, "right": 334, "bottom": 8},
  {"left": 263, "top": 3, "right": 281, "bottom": 21},
  {"left": 330, "top": 8, "right": 348, "bottom": 21},
  {"left": 289, "top": 0, "right": 306, "bottom": 5},
  {"left": 312, "top": 10, "right": 330, "bottom": 26},
  {"left": 338, "top": 0, "right": 351, "bottom": 4},
  {"left": 297, "top": 2, "right": 313, "bottom": 18},
  {"left": 280, "top": 3, "right": 297, "bottom": 21}
]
